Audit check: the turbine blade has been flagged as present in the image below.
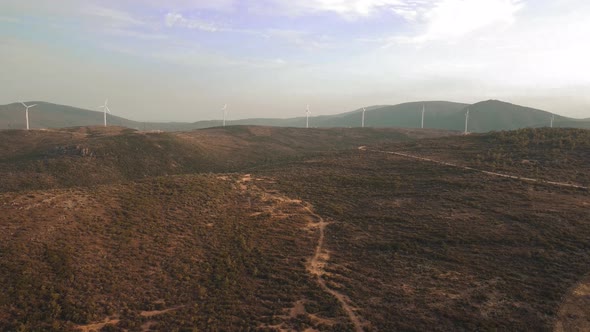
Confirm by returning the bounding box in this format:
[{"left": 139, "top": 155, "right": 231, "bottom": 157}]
[
  {"left": 29, "top": 104, "right": 37, "bottom": 108},
  {"left": 20, "top": 102, "right": 27, "bottom": 107}
]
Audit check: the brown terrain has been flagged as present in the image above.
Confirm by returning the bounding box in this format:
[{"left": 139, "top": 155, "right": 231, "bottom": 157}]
[{"left": 0, "top": 126, "right": 589, "bottom": 331}]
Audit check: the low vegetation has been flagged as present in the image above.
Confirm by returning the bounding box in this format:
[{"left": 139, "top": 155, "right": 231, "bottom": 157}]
[
  {"left": 0, "top": 126, "right": 448, "bottom": 192},
  {"left": 388, "top": 128, "right": 590, "bottom": 186},
  {"left": 255, "top": 142, "right": 590, "bottom": 330},
  {"left": 0, "top": 174, "right": 351, "bottom": 331},
  {"left": 0, "top": 126, "right": 588, "bottom": 331}
]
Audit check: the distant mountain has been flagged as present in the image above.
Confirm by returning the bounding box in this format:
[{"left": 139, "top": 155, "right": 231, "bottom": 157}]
[
  {"left": 335, "top": 101, "right": 469, "bottom": 129},
  {"left": 1, "top": 100, "right": 589, "bottom": 132},
  {"left": 463, "top": 100, "right": 590, "bottom": 132},
  {"left": 0, "top": 102, "right": 196, "bottom": 131}
]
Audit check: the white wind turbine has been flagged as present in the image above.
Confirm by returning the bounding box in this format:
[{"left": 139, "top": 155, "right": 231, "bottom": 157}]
[
  {"left": 362, "top": 107, "right": 366, "bottom": 128},
  {"left": 98, "top": 99, "right": 111, "bottom": 127},
  {"left": 20, "top": 102, "right": 37, "bottom": 130},
  {"left": 306, "top": 104, "right": 311, "bottom": 128},
  {"left": 464, "top": 108, "right": 470, "bottom": 135},
  {"left": 421, "top": 104, "right": 425, "bottom": 129},
  {"left": 222, "top": 104, "right": 228, "bottom": 127},
  {"left": 550, "top": 114, "right": 555, "bottom": 128}
]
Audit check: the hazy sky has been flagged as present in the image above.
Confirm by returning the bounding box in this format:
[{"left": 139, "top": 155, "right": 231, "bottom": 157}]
[{"left": 1, "top": 0, "right": 589, "bottom": 121}]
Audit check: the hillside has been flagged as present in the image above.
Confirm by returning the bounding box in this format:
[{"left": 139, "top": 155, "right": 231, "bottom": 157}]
[
  {"left": 464, "top": 100, "right": 590, "bottom": 131},
  {"left": 0, "top": 102, "right": 196, "bottom": 132},
  {"left": 382, "top": 127, "right": 590, "bottom": 186},
  {"left": 0, "top": 127, "right": 589, "bottom": 331},
  {"left": 2, "top": 100, "right": 589, "bottom": 132},
  {"left": 0, "top": 174, "right": 335, "bottom": 331},
  {"left": 218, "top": 102, "right": 467, "bottom": 129},
  {"left": 253, "top": 130, "right": 590, "bottom": 330},
  {"left": 0, "top": 125, "right": 452, "bottom": 192},
  {"left": 369, "top": 100, "right": 589, "bottom": 132}
]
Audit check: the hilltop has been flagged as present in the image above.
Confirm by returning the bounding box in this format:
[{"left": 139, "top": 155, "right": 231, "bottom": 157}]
[
  {"left": 464, "top": 100, "right": 590, "bottom": 131},
  {"left": 0, "top": 125, "right": 452, "bottom": 192},
  {"left": 2, "top": 100, "right": 589, "bottom": 132}
]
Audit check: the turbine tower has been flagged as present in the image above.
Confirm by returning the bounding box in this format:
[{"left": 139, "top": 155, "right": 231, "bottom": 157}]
[
  {"left": 222, "top": 104, "right": 228, "bottom": 127},
  {"left": 550, "top": 114, "right": 555, "bottom": 128},
  {"left": 20, "top": 102, "right": 37, "bottom": 131},
  {"left": 98, "top": 99, "right": 111, "bottom": 127},
  {"left": 362, "top": 107, "right": 366, "bottom": 128},
  {"left": 306, "top": 105, "right": 311, "bottom": 129},
  {"left": 464, "top": 108, "right": 470, "bottom": 135},
  {"left": 421, "top": 104, "right": 425, "bottom": 129}
]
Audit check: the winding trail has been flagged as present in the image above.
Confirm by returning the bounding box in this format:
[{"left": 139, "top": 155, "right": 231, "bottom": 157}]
[
  {"left": 303, "top": 206, "right": 365, "bottom": 332},
  {"left": 76, "top": 318, "right": 120, "bottom": 332},
  {"left": 236, "top": 174, "right": 365, "bottom": 331},
  {"left": 370, "top": 150, "right": 588, "bottom": 190}
]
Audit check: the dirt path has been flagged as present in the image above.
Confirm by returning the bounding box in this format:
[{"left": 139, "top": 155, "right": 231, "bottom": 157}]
[
  {"left": 76, "top": 317, "right": 120, "bottom": 332},
  {"left": 76, "top": 306, "right": 183, "bottom": 332},
  {"left": 371, "top": 150, "right": 588, "bottom": 190},
  {"left": 139, "top": 306, "right": 184, "bottom": 318},
  {"left": 236, "top": 175, "right": 365, "bottom": 332},
  {"left": 303, "top": 206, "right": 365, "bottom": 332}
]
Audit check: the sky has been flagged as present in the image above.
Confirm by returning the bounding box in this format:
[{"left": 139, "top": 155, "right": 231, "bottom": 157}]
[{"left": 1, "top": 0, "right": 589, "bottom": 121}]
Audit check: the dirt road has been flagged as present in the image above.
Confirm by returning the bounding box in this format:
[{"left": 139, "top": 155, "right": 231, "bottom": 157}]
[{"left": 371, "top": 150, "right": 588, "bottom": 190}]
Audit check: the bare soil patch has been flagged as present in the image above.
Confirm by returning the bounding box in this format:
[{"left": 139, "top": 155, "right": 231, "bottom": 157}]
[{"left": 555, "top": 276, "right": 590, "bottom": 332}]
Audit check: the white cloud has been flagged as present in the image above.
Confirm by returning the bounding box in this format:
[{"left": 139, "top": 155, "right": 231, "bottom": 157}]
[
  {"left": 82, "top": 5, "right": 145, "bottom": 27},
  {"left": 377, "top": 0, "right": 525, "bottom": 46},
  {"left": 264, "top": 29, "right": 334, "bottom": 50},
  {"left": 259, "top": 0, "right": 524, "bottom": 33},
  {"left": 391, "top": 7, "right": 420, "bottom": 21},
  {"left": 416, "top": 0, "right": 524, "bottom": 42},
  {"left": 262, "top": 0, "right": 421, "bottom": 18},
  {"left": 165, "top": 12, "right": 220, "bottom": 32},
  {"left": 138, "top": 0, "right": 237, "bottom": 12},
  {"left": 298, "top": 0, "right": 401, "bottom": 16},
  {"left": 106, "top": 28, "right": 169, "bottom": 40}
]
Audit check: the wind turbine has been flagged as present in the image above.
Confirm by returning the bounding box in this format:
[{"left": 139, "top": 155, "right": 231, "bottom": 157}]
[
  {"left": 222, "top": 104, "right": 228, "bottom": 127},
  {"left": 421, "top": 104, "right": 425, "bottom": 129},
  {"left": 98, "top": 99, "right": 111, "bottom": 127},
  {"left": 20, "top": 102, "right": 37, "bottom": 130},
  {"left": 550, "top": 114, "right": 555, "bottom": 128},
  {"left": 306, "top": 105, "right": 311, "bottom": 128},
  {"left": 464, "top": 108, "right": 470, "bottom": 135},
  {"left": 362, "top": 107, "right": 366, "bottom": 128}
]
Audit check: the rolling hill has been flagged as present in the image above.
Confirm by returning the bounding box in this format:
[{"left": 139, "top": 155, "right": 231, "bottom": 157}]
[
  {"left": 463, "top": 100, "right": 590, "bottom": 131},
  {"left": 0, "top": 102, "right": 196, "bottom": 132},
  {"left": 0, "top": 126, "right": 589, "bottom": 331},
  {"left": 2, "top": 100, "right": 589, "bottom": 132},
  {"left": 0, "top": 125, "right": 453, "bottom": 193}
]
